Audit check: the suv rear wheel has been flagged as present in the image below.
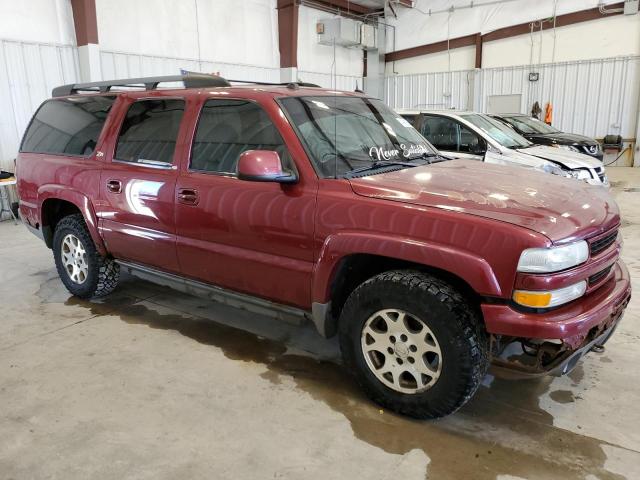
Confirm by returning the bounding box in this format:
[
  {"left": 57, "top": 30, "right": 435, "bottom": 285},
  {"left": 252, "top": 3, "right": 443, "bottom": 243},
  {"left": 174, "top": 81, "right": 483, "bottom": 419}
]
[
  {"left": 52, "top": 214, "right": 120, "bottom": 298},
  {"left": 339, "top": 270, "right": 489, "bottom": 419}
]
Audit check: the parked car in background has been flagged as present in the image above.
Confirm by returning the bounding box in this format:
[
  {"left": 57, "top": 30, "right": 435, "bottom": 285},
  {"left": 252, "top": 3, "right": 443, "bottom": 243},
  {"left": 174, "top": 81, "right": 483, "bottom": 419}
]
[
  {"left": 490, "top": 113, "right": 603, "bottom": 160},
  {"left": 402, "top": 110, "right": 608, "bottom": 186},
  {"left": 17, "top": 75, "right": 630, "bottom": 419}
]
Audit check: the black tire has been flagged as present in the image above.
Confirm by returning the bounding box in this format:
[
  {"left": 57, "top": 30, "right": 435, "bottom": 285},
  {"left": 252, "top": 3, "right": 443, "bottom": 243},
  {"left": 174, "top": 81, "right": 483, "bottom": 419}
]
[
  {"left": 339, "top": 270, "right": 489, "bottom": 419},
  {"left": 52, "top": 213, "right": 119, "bottom": 298}
]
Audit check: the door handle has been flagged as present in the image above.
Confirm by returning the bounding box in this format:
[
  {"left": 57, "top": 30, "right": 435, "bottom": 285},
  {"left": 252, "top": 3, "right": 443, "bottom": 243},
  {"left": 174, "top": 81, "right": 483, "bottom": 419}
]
[
  {"left": 107, "top": 180, "right": 122, "bottom": 194},
  {"left": 178, "top": 188, "right": 199, "bottom": 205}
]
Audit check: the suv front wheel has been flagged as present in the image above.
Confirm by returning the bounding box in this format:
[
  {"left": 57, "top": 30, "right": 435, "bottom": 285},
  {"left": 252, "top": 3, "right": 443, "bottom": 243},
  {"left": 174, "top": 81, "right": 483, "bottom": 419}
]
[
  {"left": 52, "top": 213, "right": 120, "bottom": 298},
  {"left": 339, "top": 270, "right": 489, "bottom": 419}
]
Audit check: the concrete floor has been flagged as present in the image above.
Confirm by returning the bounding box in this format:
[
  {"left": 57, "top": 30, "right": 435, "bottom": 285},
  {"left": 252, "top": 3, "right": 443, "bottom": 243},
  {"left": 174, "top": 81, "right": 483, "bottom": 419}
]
[{"left": 1, "top": 168, "right": 640, "bottom": 480}]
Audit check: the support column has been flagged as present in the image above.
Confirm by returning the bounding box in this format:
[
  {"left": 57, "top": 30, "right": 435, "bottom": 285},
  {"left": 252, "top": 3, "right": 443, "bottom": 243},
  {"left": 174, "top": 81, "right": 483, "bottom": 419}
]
[
  {"left": 277, "top": 0, "right": 298, "bottom": 83},
  {"left": 71, "top": 0, "right": 102, "bottom": 82},
  {"left": 363, "top": 21, "right": 386, "bottom": 99}
]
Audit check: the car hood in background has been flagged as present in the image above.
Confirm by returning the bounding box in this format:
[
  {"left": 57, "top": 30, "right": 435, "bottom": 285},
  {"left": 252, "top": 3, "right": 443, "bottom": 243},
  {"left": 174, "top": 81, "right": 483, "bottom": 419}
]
[
  {"left": 515, "top": 145, "right": 602, "bottom": 170},
  {"left": 348, "top": 159, "right": 618, "bottom": 242},
  {"left": 525, "top": 132, "right": 598, "bottom": 146}
]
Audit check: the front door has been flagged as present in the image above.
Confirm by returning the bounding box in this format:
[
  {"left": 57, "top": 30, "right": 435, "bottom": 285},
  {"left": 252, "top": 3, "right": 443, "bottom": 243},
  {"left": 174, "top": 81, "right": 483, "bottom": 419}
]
[
  {"left": 99, "top": 97, "right": 185, "bottom": 273},
  {"left": 418, "top": 115, "right": 486, "bottom": 161},
  {"left": 174, "top": 98, "right": 317, "bottom": 308}
]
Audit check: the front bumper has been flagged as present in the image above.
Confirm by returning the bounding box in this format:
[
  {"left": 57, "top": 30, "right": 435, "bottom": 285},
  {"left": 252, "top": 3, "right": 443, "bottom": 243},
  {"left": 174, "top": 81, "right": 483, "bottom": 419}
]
[{"left": 482, "top": 260, "right": 631, "bottom": 348}]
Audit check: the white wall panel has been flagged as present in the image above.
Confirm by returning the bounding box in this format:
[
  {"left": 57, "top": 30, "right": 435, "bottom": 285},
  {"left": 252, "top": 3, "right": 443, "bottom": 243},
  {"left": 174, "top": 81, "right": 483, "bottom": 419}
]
[
  {"left": 96, "top": 0, "right": 280, "bottom": 69},
  {"left": 384, "top": 69, "right": 474, "bottom": 112},
  {"left": 0, "top": 40, "right": 79, "bottom": 172},
  {"left": 100, "top": 51, "right": 281, "bottom": 83},
  {"left": 298, "top": 70, "right": 363, "bottom": 91},
  {"left": 475, "top": 56, "right": 640, "bottom": 139}
]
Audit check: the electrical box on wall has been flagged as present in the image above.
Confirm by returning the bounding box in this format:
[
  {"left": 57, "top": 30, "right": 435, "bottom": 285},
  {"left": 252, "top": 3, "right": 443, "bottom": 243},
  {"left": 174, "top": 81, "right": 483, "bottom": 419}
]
[
  {"left": 317, "top": 18, "right": 376, "bottom": 49},
  {"left": 360, "top": 24, "right": 376, "bottom": 49},
  {"left": 624, "top": 0, "right": 639, "bottom": 14}
]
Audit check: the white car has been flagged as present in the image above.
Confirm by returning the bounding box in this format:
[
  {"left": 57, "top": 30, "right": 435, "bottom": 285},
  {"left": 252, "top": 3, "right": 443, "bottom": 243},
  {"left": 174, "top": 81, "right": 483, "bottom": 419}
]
[{"left": 400, "top": 110, "right": 607, "bottom": 186}]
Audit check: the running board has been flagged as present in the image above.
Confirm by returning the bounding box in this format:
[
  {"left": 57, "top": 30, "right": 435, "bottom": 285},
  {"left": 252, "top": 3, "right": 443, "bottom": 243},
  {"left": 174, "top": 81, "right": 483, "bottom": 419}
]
[{"left": 116, "top": 260, "right": 310, "bottom": 326}]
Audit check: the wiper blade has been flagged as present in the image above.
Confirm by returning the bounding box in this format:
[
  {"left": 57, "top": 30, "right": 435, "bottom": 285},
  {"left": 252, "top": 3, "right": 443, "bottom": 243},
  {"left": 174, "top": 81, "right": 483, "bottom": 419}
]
[{"left": 345, "top": 160, "right": 420, "bottom": 178}]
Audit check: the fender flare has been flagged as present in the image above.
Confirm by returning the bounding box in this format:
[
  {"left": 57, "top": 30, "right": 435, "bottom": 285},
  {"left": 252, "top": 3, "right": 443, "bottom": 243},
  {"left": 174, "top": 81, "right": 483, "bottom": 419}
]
[
  {"left": 310, "top": 232, "right": 501, "bottom": 337},
  {"left": 38, "top": 185, "right": 107, "bottom": 256}
]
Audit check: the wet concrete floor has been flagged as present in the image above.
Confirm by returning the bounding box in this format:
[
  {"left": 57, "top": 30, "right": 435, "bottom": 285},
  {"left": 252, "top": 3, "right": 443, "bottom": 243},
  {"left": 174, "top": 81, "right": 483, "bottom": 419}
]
[{"left": 1, "top": 167, "right": 640, "bottom": 479}]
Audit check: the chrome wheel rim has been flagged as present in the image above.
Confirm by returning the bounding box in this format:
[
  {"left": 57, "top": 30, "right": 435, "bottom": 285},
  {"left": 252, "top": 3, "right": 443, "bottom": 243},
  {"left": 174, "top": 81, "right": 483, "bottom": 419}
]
[
  {"left": 61, "top": 234, "right": 88, "bottom": 285},
  {"left": 361, "top": 308, "right": 443, "bottom": 394}
]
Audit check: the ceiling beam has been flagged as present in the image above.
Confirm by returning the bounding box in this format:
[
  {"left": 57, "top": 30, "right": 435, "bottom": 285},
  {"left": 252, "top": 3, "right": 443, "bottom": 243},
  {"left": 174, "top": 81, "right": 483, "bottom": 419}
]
[
  {"left": 302, "top": 0, "right": 383, "bottom": 16},
  {"left": 385, "top": 2, "right": 625, "bottom": 63}
]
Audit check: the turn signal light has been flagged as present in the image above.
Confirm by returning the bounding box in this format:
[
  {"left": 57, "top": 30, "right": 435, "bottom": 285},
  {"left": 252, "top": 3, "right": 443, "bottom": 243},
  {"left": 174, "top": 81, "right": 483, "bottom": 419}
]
[
  {"left": 513, "top": 281, "right": 587, "bottom": 309},
  {"left": 513, "top": 291, "right": 552, "bottom": 308}
]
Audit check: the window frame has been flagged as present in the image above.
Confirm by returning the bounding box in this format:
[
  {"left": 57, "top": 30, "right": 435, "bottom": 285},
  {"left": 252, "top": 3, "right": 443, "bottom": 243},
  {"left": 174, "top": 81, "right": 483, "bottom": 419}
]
[
  {"left": 112, "top": 96, "right": 186, "bottom": 169},
  {"left": 188, "top": 97, "right": 297, "bottom": 179},
  {"left": 19, "top": 95, "right": 117, "bottom": 158}
]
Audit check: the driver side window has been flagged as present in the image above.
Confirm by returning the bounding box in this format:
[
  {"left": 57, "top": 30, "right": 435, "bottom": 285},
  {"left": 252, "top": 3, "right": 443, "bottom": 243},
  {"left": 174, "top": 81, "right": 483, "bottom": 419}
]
[{"left": 421, "top": 116, "right": 486, "bottom": 155}]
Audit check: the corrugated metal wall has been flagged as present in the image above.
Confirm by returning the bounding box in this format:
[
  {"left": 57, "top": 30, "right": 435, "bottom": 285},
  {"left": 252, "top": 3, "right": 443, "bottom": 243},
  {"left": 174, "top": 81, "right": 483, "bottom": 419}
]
[
  {"left": 384, "top": 56, "right": 640, "bottom": 141},
  {"left": 0, "top": 39, "right": 79, "bottom": 172},
  {"left": 297, "top": 70, "right": 364, "bottom": 91},
  {"left": 385, "top": 69, "right": 475, "bottom": 112},
  {"left": 477, "top": 56, "right": 640, "bottom": 140},
  {"left": 100, "top": 50, "right": 281, "bottom": 83}
]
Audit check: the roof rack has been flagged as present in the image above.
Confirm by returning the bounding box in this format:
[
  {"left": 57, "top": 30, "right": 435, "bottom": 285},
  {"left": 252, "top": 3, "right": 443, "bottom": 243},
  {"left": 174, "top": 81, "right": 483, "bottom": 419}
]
[
  {"left": 52, "top": 74, "right": 231, "bottom": 97},
  {"left": 52, "top": 74, "right": 322, "bottom": 97},
  {"left": 52, "top": 73, "right": 320, "bottom": 97}
]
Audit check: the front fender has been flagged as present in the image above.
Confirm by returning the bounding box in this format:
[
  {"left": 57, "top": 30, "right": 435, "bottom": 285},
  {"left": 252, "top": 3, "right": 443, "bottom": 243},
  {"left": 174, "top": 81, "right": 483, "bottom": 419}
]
[
  {"left": 312, "top": 231, "right": 502, "bottom": 305},
  {"left": 38, "top": 185, "right": 107, "bottom": 256}
]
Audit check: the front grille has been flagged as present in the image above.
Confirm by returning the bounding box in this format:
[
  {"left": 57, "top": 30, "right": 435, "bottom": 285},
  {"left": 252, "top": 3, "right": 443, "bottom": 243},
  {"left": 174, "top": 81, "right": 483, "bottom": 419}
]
[
  {"left": 589, "top": 230, "right": 618, "bottom": 256},
  {"left": 589, "top": 265, "right": 612, "bottom": 286}
]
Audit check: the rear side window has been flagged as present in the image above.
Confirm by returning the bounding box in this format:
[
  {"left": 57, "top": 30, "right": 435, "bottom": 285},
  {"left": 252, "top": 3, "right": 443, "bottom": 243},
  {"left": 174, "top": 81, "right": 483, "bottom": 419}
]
[
  {"left": 115, "top": 99, "right": 185, "bottom": 166},
  {"left": 190, "top": 99, "right": 291, "bottom": 174},
  {"left": 20, "top": 96, "right": 116, "bottom": 156}
]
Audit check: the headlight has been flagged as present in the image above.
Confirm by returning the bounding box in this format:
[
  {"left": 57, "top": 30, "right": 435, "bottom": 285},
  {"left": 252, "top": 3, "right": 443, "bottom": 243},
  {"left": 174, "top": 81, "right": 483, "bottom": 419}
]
[
  {"left": 567, "top": 169, "right": 593, "bottom": 181},
  {"left": 517, "top": 240, "right": 589, "bottom": 273},
  {"left": 513, "top": 281, "right": 587, "bottom": 308},
  {"left": 539, "top": 163, "right": 569, "bottom": 177},
  {"left": 554, "top": 144, "right": 580, "bottom": 152}
]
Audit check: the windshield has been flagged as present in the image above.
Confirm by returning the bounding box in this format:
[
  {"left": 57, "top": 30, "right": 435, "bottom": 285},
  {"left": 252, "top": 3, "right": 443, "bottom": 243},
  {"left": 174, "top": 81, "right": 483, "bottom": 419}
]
[
  {"left": 461, "top": 114, "right": 532, "bottom": 149},
  {"left": 503, "top": 115, "right": 560, "bottom": 135},
  {"left": 279, "top": 96, "right": 438, "bottom": 178}
]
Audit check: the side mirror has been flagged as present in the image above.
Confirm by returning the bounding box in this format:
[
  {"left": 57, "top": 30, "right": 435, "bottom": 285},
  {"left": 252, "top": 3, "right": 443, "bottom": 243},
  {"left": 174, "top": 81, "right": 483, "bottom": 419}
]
[{"left": 237, "top": 150, "right": 297, "bottom": 184}]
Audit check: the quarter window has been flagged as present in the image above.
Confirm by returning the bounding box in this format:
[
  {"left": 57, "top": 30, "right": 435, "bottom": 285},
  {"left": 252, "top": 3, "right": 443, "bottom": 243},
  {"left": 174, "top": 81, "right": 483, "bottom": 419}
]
[
  {"left": 191, "top": 99, "right": 290, "bottom": 174},
  {"left": 20, "top": 96, "right": 116, "bottom": 156},
  {"left": 115, "top": 99, "right": 185, "bottom": 166}
]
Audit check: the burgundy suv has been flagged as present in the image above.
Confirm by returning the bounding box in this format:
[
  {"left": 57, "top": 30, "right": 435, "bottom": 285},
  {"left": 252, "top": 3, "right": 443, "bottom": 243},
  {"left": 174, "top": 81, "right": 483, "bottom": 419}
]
[{"left": 16, "top": 74, "right": 631, "bottom": 418}]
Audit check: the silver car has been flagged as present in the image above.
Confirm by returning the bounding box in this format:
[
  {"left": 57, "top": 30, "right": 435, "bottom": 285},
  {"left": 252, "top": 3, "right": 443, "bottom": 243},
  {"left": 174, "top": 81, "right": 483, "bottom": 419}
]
[{"left": 400, "top": 110, "right": 607, "bottom": 187}]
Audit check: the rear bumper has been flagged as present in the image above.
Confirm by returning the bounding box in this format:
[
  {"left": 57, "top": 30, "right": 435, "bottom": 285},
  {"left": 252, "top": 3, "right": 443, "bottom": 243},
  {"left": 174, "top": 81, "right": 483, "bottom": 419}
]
[{"left": 482, "top": 260, "right": 630, "bottom": 348}]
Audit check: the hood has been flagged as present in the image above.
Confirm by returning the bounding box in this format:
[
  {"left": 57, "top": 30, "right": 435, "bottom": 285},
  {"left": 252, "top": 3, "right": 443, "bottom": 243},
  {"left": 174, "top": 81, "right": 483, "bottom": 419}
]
[
  {"left": 525, "top": 132, "right": 597, "bottom": 146},
  {"left": 515, "top": 145, "right": 601, "bottom": 170},
  {"left": 348, "top": 160, "right": 619, "bottom": 243}
]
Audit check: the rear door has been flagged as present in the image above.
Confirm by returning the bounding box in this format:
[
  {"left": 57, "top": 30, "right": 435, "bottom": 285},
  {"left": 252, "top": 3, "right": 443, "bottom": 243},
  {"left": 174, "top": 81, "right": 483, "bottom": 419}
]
[
  {"left": 174, "top": 98, "right": 317, "bottom": 308},
  {"left": 98, "top": 96, "right": 186, "bottom": 273}
]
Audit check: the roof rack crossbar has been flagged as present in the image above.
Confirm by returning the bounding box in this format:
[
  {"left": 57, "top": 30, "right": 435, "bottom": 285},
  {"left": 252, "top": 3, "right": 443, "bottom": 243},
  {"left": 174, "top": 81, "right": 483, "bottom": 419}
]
[
  {"left": 228, "top": 79, "right": 321, "bottom": 88},
  {"left": 52, "top": 74, "right": 231, "bottom": 97}
]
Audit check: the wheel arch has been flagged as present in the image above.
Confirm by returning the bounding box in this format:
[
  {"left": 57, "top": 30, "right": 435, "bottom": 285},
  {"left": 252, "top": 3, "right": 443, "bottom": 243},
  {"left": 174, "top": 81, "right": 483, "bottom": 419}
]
[
  {"left": 311, "top": 233, "right": 501, "bottom": 337},
  {"left": 39, "top": 187, "right": 106, "bottom": 256}
]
